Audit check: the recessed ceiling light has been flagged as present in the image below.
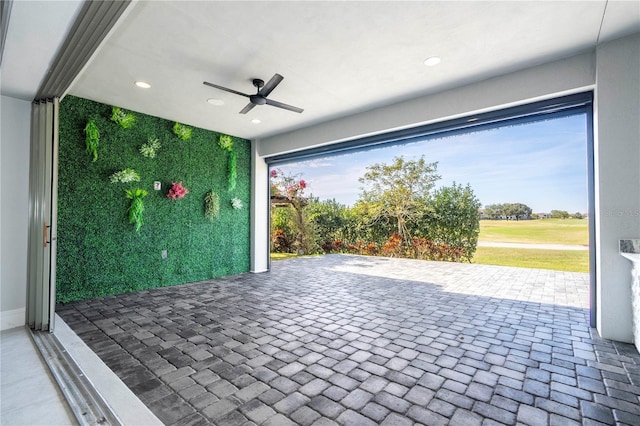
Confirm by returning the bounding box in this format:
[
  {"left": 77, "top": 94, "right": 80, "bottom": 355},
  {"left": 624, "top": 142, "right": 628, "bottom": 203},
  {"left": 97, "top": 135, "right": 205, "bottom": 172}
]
[
  {"left": 423, "top": 56, "right": 441, "bottom": 66},
  {"left": 134, "top": 81, "right": 151, "bottom": 89},
  {"left": 207, "top": 98, "right": 225, "bottom": 106},
  {"left": 251, "top": 119, "right": 261, "bottom": 124}
]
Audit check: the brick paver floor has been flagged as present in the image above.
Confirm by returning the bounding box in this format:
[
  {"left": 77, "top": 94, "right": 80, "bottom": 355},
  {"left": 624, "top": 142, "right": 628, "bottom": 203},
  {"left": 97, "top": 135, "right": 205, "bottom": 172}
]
[{"left": 57, "top": 255, "right": 640, "bottom": 425}]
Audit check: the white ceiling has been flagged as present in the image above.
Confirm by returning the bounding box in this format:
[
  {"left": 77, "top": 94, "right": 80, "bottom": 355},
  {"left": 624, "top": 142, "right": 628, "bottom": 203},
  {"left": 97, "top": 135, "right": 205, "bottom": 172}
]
[{"left": 3, "top": 1, "right": 640, "bottom": 140}]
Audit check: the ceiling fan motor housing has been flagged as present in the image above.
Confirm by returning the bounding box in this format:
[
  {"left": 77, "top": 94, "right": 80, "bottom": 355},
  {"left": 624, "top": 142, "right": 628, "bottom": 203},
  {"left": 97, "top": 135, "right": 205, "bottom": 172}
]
[{"left": 250, "top": 95, "right": 267, "bottom": 105}]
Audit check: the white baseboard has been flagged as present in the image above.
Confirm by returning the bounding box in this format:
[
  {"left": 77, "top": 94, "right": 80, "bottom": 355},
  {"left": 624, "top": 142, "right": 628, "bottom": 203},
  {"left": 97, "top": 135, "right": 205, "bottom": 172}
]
[{"left": 0, "top": 307, "right": 25, "bottom": 331}]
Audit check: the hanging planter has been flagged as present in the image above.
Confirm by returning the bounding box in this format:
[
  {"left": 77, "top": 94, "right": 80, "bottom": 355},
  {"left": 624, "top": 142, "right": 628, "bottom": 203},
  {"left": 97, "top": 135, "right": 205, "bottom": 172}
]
[
  {"left": 218, "top": 134, "right": 233, "bottom": 151},
  {"left": 204, "top": 190, "right": 220, "bottom": 221},
  {"left": 111, "top": 107, "right": 136, "bottom": 128},
  {"left": 218, "top": 134, "right": 236, "bottom": 192},
  {"left": 228, "top": 151, "right": 237, "bottom": 191},
  {"left": 125, "top": 188, "right": 148, "bottom": 232},
  {"left": 173, "top": 122, "right": 192, "bottom": 140},
  {"left": 84, "top": 119, "right": 100, "bottom": 162}
]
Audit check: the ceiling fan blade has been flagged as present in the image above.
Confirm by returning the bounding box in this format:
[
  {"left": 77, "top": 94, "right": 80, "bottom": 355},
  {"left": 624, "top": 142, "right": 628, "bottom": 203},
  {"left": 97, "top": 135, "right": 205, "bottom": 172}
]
[
  {"left": 266, "top": 98, "right": 304, "bottom": 113},
  {"left": 239, "top": 103, "right": 256, "bottom": 114},
  {"left": 203, "top": 81, "right": 250, "bottom": 98},
  {"left": 258, "top": 73, "right": 284, "bottom": 97}
]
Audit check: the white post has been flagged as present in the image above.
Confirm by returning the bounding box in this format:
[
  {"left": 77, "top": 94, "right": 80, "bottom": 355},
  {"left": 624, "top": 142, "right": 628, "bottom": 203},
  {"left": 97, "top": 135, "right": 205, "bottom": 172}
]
[{"left": 250, "top": 139, "right": 269, "bottom": 273}]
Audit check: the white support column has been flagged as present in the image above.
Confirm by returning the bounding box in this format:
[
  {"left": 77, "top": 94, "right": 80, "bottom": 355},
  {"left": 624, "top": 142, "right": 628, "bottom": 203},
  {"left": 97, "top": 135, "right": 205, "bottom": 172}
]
[
  {"left": 250, "top": 139, "right": 269, "bottom": 273},
  {"left": 594, "top": 33, "right": 640, "bottom": 342}
]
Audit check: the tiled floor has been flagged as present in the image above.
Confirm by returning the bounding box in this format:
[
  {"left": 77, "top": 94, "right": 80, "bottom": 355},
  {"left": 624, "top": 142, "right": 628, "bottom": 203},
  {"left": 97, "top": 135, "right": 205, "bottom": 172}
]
[
  {"left": 57, "top": 255, "right": 640, "bottom": 425},
  {"left": 0, "top": 327, "right": 75, "bottom": 425}
]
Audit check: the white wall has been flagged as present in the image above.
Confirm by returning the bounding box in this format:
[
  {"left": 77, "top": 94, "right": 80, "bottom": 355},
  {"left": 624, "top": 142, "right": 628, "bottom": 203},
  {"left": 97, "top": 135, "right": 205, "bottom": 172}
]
[
  {"left": 0, "top": 95, "right": 31, "bottom": 330},
  {"left": 594, "top": 33, "right": 640, "bottom": 342}
]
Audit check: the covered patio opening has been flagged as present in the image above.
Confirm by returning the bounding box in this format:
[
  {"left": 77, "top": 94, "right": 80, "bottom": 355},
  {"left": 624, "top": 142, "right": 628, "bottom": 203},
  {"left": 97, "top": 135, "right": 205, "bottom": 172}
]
[{"left": 265, "top": 92, "right": 596, "bottom": 326}]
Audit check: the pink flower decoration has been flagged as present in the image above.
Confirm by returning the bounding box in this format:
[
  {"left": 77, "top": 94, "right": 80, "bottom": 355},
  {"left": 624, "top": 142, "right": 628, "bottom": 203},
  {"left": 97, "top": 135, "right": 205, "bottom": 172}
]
[
  {"left": 270, "top": 170, "right": 278, "bottom": 178},
  {"left": 299, "top": 180, "right": 307, "bottom": 189},
  {"left": 167, "top": 181, "right": 189, "bottom": 199}
]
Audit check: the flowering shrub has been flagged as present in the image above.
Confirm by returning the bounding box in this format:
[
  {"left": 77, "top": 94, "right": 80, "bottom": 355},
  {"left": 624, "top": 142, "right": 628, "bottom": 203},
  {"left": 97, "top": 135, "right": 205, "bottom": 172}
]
[
  {"left": 270, "top": 169, "right": 307, "bottom": 200},
  {"left": 272, "top": 229, "right": 292, "bottom": 253},
  {"left": 410, "top": 237, "right": 466, "bottom": 262},
  {"left": 381, "top": 233, "right": 403, "bottom": 257},
  {"left": 321, "top": 240, "right": 345, "bottom": 253},
  {"left": 270, "top": 169, "right": 317, "bottom": 254},
  {"left": 344, "top": 234, "right": 466, "bottom": 262},
  {"left": 346, "top": 241, "right": 379, "bottom": 256},
  {"left": 167, "top": 181, "right": 189, "bottom": 199}
]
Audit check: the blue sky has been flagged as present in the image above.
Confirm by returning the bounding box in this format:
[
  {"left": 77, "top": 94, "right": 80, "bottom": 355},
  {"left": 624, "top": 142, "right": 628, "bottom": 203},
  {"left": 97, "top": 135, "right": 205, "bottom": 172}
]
[{"left": 275, "top": 114, "right": 588, "bottom": 213}]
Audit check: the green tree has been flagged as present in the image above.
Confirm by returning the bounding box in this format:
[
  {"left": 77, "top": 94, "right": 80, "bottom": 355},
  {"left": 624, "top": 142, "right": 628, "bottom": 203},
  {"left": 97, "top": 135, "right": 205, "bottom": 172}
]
[
  {"left": 423, "top": 183, "right": 481, "bottom": 260},
  {"left": 551, "top": 209, "right": 570, "bottom": 219},
  {"left": 270, "top": 169, "right": 318, "bottom": 254},
  {"left": 358, "top": 156, "right": 440, "bottom": 245},
  {"left": 484, "top": 202, "right": 532, "bottom": 220},
  {"left": 503, "top": 203, "right": 532, "bottom": 220},
  {"left": 483, "top": 203, "right": 504, "bottom": 219},
  {"left": 271, "top": 205, "right": 293, "bottom": 235},
  {"left": 347, "top": 199, "right": 391, "bottom": 244},
  {"left": 306, "top": 197, "right": 349, "bottom": 244}
]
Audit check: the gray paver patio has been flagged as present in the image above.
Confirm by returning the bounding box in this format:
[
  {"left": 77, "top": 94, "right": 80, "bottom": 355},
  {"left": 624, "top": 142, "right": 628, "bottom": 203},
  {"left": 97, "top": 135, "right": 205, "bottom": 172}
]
[{"left": 57, "top": 254, "right": 640, "bottom": 425}]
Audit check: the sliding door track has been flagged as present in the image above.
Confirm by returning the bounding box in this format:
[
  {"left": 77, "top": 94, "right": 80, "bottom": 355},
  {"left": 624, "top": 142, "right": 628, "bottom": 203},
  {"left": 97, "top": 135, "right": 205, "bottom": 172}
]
[{"left": 30, "top": 329, "right": 122, "bottom": 426}]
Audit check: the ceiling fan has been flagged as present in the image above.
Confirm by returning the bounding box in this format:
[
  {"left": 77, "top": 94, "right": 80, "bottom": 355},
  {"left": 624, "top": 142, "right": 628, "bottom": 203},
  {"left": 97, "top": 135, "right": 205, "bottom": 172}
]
[{"left": 203, "top": 73, "right": 304, "bottom": 114}]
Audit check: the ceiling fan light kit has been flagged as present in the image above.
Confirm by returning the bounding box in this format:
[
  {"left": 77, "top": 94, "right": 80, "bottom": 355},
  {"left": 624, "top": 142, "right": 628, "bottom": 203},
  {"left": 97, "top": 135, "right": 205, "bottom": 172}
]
[{"left": 203, "top": 73, "right": 304, "bottom": 114}]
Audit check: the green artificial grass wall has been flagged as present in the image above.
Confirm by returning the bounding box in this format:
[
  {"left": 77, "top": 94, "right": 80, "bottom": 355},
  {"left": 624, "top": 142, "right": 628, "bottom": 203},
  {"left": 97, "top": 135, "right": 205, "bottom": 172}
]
[{"left": 56, "top": 96, "right": 251, "bottom": 303}]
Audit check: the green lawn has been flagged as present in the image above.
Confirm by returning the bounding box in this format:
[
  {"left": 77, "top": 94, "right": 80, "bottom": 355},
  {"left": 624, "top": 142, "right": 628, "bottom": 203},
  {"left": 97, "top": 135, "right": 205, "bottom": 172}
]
[
  {"left": 474, "top": 218, "right": 589, "bottom": 272},
  {"left": 271, "top": 252, "right": 319, "bottom": 261},
  {"left": 472, "top": 247, "right": 589, "bottom": 273},
  {"left": 270, "top": 252, "right": 299, "bottom": 261},
  {"left": 479, "top": 218, "right": 588, "bottom": 246}
]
